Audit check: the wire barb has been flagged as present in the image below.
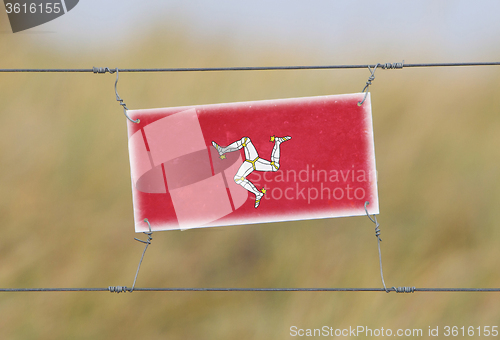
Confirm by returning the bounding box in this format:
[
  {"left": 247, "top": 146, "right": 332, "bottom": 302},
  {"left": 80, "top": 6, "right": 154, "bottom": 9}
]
[
  {"left": 92, "top": 67, "right": 115, "bottom": 74},
  {"left": 108, "top": 286, "right": 129, "bottom": 293},
  {"left": 391, "top": 286, "right": 415, "bottom": 293},
  {"left": 379, "top": 61, "right": 404, "bottom": 70}
]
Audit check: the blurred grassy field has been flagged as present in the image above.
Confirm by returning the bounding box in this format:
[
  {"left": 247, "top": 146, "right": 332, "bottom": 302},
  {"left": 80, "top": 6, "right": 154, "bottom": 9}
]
[{"left": 1, "top": 19, "right": 500, "bottom": 340}]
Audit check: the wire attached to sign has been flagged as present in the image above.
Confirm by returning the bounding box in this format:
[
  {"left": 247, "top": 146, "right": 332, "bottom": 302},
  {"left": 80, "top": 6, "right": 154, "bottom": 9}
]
[
  {"left": 357, "top": 61, "right": 404, "bottom": 106},
  {"left": 113, "top": 68, "right": 139, "bottom": 124},
  {"left": 364, "top": 201, "right": 416, "bottom": 294},
  {"left": 93, "top": 67, "right": 139, "bottom": 123},
  {"left": 108, "top": 218, "right": 153, "bottom": 293},
  {"left": 364, "top": 201, "right": 389, "bottom": 292},
  {"left": 358, "top": 65, "right": 378, "bottom": 106},
  {"left": 1, "top": 60, "right": 498, "bottom": 294}
]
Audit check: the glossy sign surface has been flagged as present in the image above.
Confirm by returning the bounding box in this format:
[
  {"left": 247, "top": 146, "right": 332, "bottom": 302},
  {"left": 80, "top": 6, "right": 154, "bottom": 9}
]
[{"left": 127, "top": 93, "right": 378, "bottom": 232}]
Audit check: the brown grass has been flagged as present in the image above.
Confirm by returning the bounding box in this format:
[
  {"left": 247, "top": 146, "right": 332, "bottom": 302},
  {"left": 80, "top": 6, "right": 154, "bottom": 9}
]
[{"left": 0, "top": 21, "right": 499, "bottom": 339}]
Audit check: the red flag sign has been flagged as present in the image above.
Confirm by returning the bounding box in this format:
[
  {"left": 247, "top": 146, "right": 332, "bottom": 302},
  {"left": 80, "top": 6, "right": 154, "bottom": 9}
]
[{"left": 127, "top": 93, "right": 378, "bottom": 232}]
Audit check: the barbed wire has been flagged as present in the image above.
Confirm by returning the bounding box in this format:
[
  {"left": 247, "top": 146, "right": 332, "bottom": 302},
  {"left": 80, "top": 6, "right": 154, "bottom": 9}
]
[
  {"left": 0, "top": 287, "right": 498, "bottom": 293},
  {"left": 1, "top": 61, "right": 499, "bottom": 294},
  {"left": 0, "top": 61, "right": 499, "bottom": 73}
]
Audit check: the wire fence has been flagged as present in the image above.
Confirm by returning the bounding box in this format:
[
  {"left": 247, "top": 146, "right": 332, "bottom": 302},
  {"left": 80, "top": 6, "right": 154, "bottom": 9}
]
[
  {"left": 1, "top": 287, "right": 499, "bottom": 293},
  {"left": 0, "top": 61, "right": 500, "bottom": 73},
  {"left": 1, "top": 60, "right": 499, "bottom": 294}
]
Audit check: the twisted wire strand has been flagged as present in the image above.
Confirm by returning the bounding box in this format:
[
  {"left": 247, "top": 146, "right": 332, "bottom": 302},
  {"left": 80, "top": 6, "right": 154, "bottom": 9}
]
[
  {"left": 358, "top": 64, "right": 379, "bottom": 105},
  {"left": 392, "top": 286, "right": 415, "bottom": 293},
  {"left": 113, "top": 68, "right": 139, "bottom": 124},
  {"left": 379, "top": 61, "right": 404, "bottom": 69},
  {"left": 364, "top": 201, "right": 389, "bottom": 292},
  {"left": 130, "top": 219, "right": 154, "bottom": 293}
]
